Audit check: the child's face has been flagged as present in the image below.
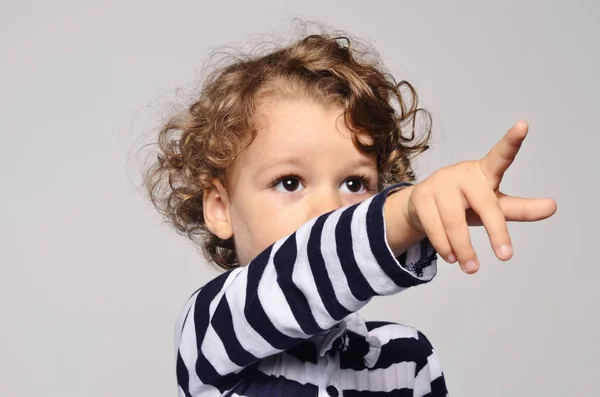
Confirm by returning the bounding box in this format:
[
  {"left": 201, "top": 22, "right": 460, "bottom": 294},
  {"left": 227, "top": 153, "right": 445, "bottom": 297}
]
[{"left": 205, "top": 99, "right": 379, "bottom": 266}]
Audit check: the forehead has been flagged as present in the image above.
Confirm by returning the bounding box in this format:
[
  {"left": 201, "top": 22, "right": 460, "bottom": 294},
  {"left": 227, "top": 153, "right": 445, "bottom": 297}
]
[{"left": 243, "top": 99, "right": 375, "bottom": 165}]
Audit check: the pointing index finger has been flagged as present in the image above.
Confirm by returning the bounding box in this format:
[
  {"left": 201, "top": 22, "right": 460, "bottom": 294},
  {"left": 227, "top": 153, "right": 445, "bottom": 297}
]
[{"left": 480, "top": 121, "right": 529, "bottom": 186}]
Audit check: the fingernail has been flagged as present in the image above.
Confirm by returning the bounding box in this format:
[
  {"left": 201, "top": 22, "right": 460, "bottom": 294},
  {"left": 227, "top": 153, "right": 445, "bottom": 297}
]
[
  {"left": 499, "top": 244, "right": 513, "bottom": 259},
  {"left": 448, "top": 253, "right": 457, "bottom": 263},
  {"left": 465, "top": 260, "right": 478, "bottom": 273}
]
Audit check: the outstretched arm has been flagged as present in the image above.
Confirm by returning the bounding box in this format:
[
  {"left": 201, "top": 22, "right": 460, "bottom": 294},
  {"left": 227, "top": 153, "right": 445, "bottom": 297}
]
[{"left": 175, "top": 182, "right": 437, "bottom": 396}]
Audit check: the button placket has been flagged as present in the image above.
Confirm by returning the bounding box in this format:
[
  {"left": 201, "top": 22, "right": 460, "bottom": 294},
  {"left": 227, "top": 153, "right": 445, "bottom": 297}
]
[
  {"left": 322, "top": 349, "right": 341, "bottom": 397},
  {"left": 326, "top": 384, "right": 340, "bottom": 397}
]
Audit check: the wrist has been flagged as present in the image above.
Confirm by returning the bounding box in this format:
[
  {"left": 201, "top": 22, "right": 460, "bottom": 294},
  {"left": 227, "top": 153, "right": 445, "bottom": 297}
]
[
  {"left": 404, "top": 188, "right": 426, "bottom": 235},
  {"left": 383, "top": 185, "right": 427, "bottom": 257}
]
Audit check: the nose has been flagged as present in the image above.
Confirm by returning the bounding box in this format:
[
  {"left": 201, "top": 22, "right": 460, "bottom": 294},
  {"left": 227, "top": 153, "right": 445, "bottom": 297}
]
[{"left": 307, "top": 189, "right": 343, "bottom": 221}]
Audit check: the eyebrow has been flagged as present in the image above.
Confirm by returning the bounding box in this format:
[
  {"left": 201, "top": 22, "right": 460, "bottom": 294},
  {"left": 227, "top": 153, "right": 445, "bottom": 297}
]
[
  {"left": 254, "top": 156, "right": 377, "bottom": 178},
  {"left": 254, "top": 157, "right": 309, "bottom": 178}
]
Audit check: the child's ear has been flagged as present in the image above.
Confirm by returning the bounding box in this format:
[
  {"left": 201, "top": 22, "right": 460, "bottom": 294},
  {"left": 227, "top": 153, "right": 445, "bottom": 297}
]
[{"left": 203, "top": 180, "right": 233, "bottom": 240}]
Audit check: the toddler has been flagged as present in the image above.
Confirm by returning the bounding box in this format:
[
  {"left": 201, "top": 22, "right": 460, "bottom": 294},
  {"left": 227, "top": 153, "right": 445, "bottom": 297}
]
[{"left": 144, "top": 30, "right": 556, "bottom": 397}]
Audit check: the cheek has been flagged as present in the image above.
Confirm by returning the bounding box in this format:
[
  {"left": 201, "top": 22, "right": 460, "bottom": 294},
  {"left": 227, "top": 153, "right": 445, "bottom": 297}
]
[
  {"left": 232, "top": 204, "right": 305, "bottom": 262},
  {"left": 251, "top": 209, "right": 301, "bottom": 248},
  {"left": 347, "top": 192, "right": 376, "bottom": 207}
]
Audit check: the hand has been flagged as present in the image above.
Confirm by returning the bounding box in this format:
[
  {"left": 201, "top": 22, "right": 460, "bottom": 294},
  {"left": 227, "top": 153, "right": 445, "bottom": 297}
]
[{"left": 405, "top": 121, "right": 557, "bottom": 274}]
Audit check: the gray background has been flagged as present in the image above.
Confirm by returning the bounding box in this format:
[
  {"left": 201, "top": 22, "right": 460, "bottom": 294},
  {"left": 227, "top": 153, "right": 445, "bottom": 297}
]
[{"left": 1, "top": 0, "right": 598, "bottom": 396}]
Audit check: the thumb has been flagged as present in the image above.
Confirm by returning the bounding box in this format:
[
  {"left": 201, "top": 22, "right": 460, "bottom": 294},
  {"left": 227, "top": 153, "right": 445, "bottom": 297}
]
[{"left": 498, "top": 193, "right": 558, "bottom": 222}]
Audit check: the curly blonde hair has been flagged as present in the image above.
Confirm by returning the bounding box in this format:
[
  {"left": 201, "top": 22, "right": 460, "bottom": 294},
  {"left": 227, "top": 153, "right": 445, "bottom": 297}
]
[{"left": 144, "top": 30, "right": 432, "bottom": 271}]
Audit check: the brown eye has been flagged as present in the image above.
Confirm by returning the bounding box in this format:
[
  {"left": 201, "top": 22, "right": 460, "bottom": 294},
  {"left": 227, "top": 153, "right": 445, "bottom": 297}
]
[
  {"left": 274, "top": 177, "right": 302, "bottom": 193},
  {"left": 282, "top": 178, "right": 300, "bottom": 191},
  {"left": 343, "top": 178, "right": 366, "bottom": 193}
]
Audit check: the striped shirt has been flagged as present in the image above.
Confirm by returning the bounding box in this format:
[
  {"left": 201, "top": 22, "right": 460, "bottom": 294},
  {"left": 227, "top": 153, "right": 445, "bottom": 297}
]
[{"left": 175, "top": 182, "right": 449, "bottom": 396}]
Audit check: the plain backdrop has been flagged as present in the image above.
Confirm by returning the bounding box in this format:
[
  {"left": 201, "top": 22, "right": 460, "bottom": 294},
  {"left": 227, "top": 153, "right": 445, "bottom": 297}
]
[{"left": 1, "top": 1, "right": 598, "bottom": 396}]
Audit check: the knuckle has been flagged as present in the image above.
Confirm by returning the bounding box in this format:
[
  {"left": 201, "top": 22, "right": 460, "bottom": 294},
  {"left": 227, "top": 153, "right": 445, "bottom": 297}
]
[
  {"left": 431, "top": 167, "right": 452, "bottom": 181},
  {"left": 476, "top": 201, "right": 498, "bottom": 213},
  {"left": 444, "top": 216, "right": 465, "bottom": 228},
  {"left": 454, "top": 160, "right": 472, "bottom": 171},
  {"left": 452, "top": 239, "right": 475, "bottom": 257},
  {"left": 413, "top": 183, "right": 432, "bottom": 200}
]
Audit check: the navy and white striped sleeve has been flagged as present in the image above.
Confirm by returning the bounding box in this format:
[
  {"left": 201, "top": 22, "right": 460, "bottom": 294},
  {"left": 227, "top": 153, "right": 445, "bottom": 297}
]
[{"left": 175, "top": 182, "right": 438, "bottom": 396}]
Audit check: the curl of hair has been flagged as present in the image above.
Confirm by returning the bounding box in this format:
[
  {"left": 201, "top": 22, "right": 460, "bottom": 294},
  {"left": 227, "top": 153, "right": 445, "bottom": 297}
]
[{"left": 144, "top": 30, "right": 432, "bottom": 271}]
